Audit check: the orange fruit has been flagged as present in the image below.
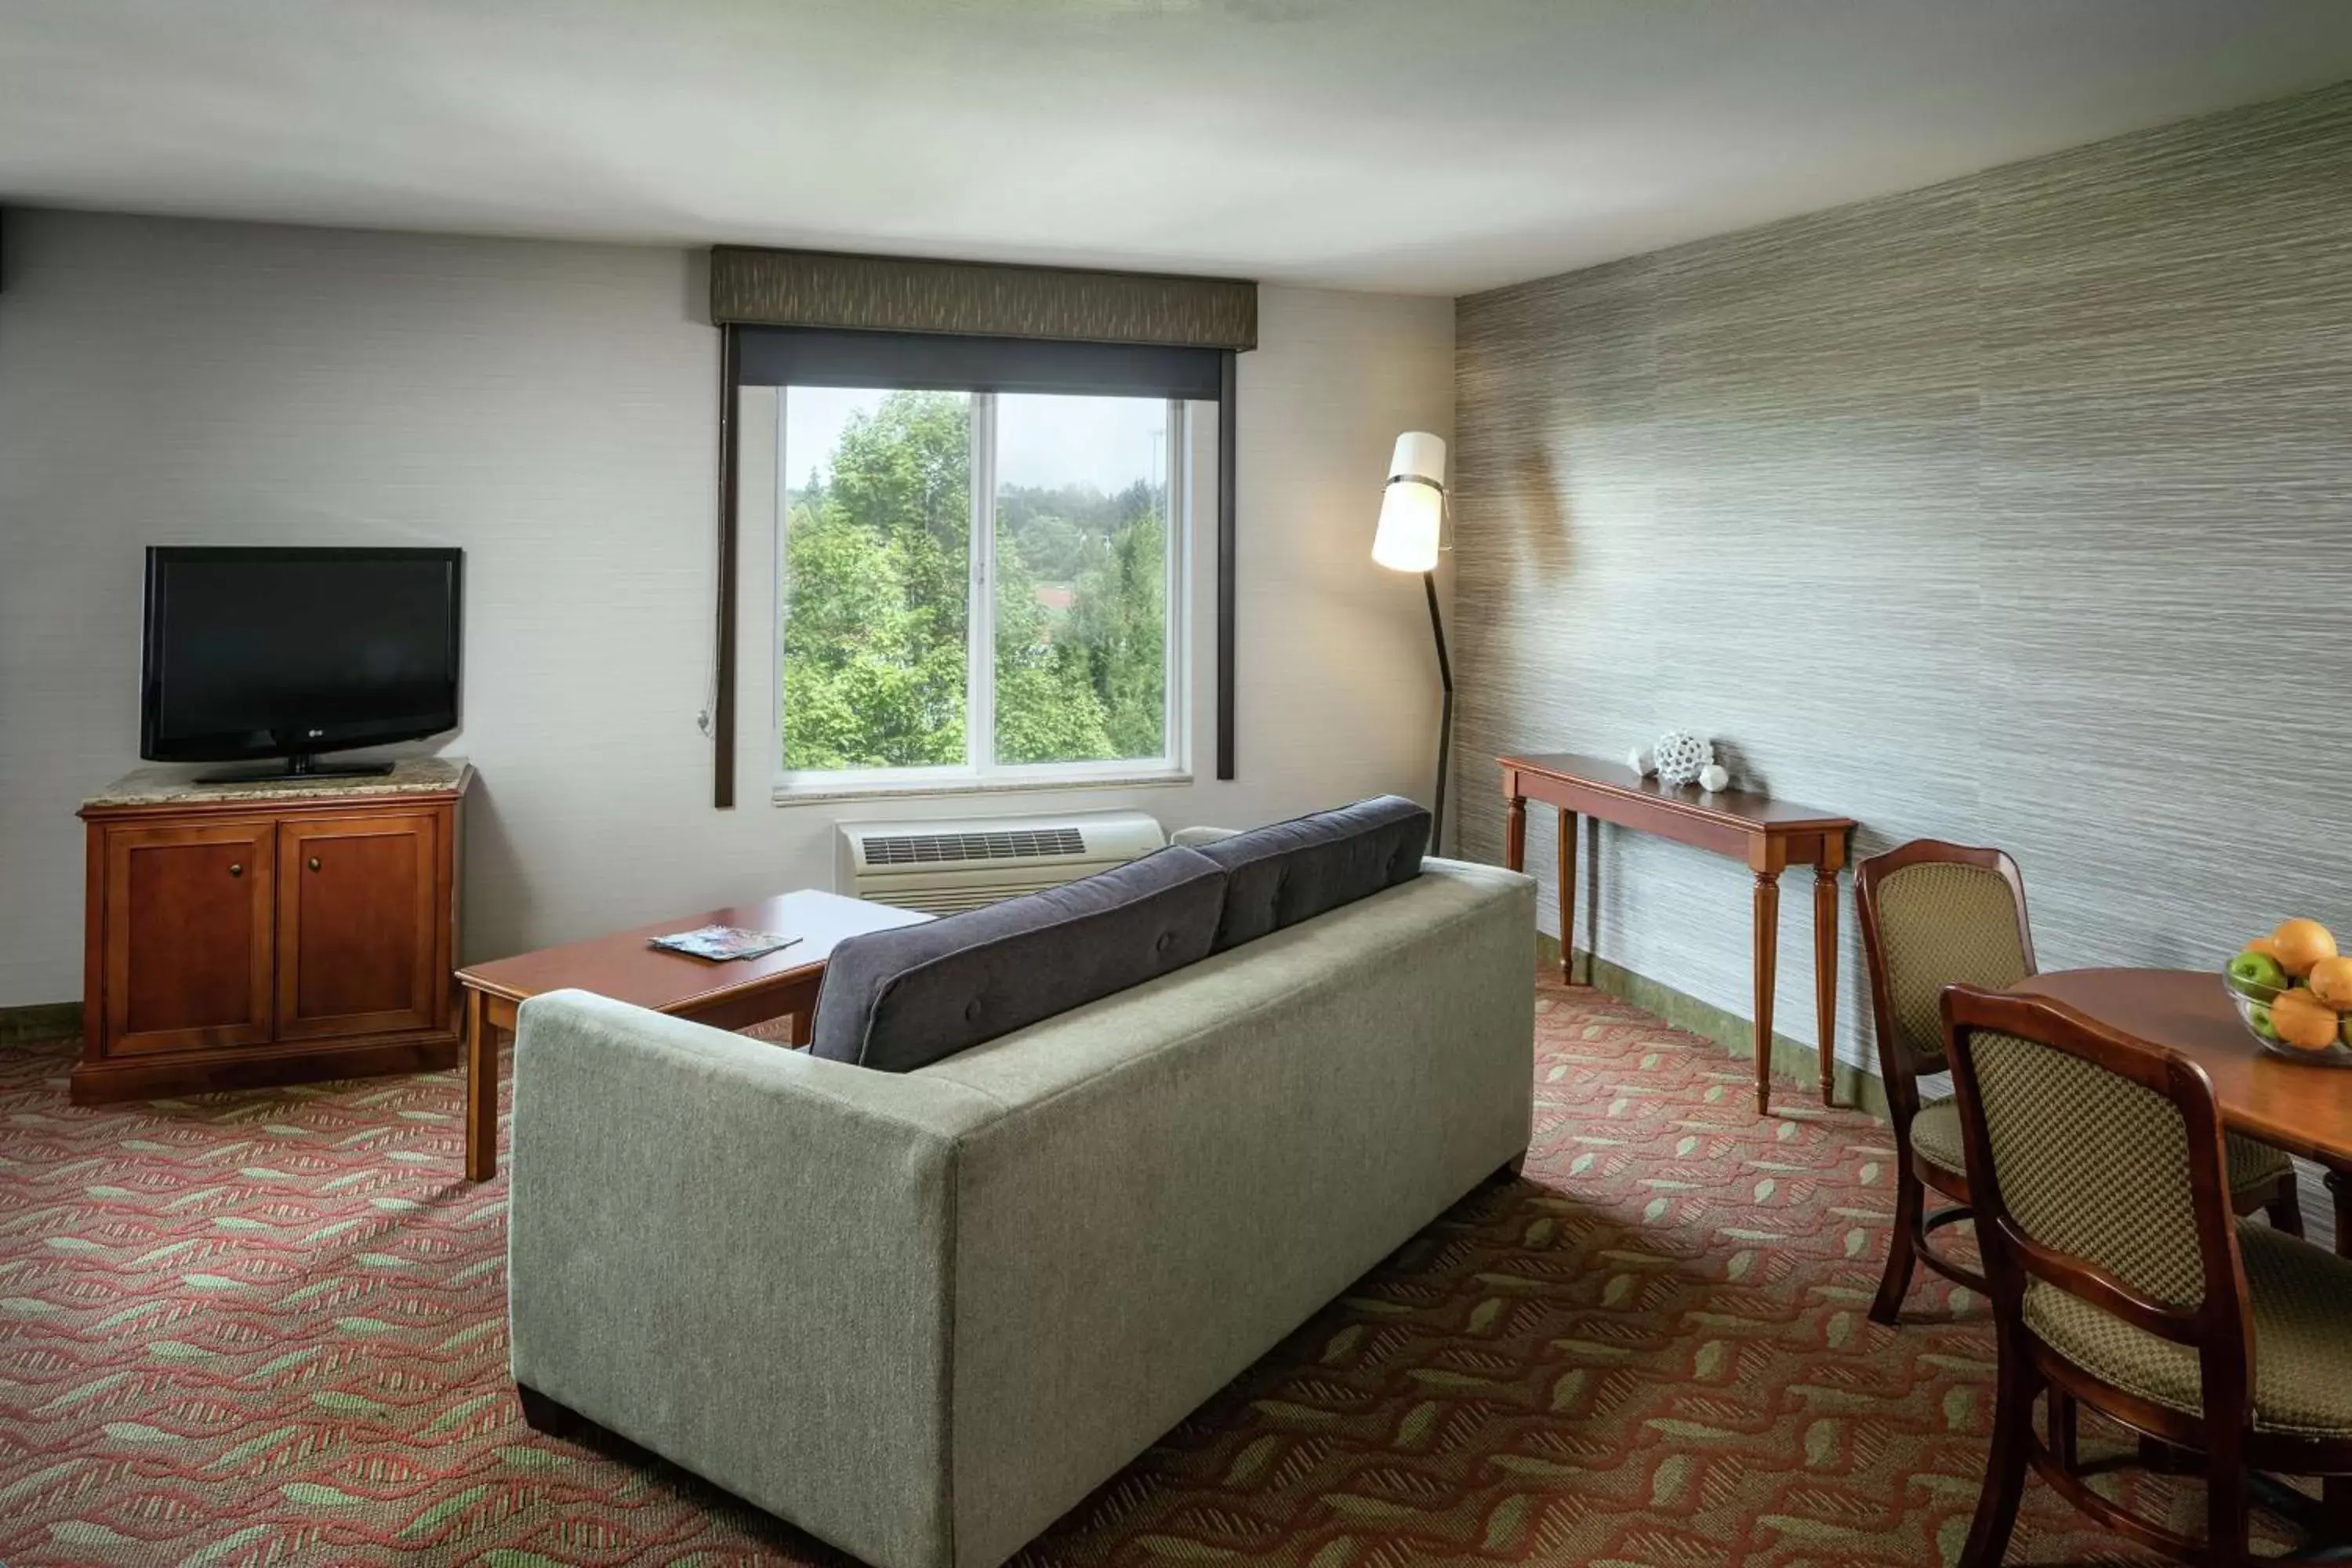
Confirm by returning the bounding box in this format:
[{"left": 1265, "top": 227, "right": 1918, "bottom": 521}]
[
  {"left": 2247, "top": 934, "right": 2285, "bottom": 963},
  {"left": 2311, "top": 955, "right": 2352, "bottom": 1011},
  {"left": 2270, "top": 987, "right": 2341, "bottom": 1051},
  {"left": 2271, "top": 919, "right": 2339, "bottom": 978}
]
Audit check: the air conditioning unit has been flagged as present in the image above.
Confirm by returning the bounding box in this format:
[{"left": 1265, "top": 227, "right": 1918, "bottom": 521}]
[{"left": 835, "top": 809, "right": 1166, "bottom": 916}]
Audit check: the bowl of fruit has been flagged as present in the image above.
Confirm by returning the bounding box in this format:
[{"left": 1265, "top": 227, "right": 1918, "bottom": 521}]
[{"left": 2223, "top": 919, "right": 2352, "bottom": 1065}]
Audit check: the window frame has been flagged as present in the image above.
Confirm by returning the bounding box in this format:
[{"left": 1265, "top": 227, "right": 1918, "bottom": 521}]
[{"left": 769, "top": 387, "right": 1192, "bottom": 804}]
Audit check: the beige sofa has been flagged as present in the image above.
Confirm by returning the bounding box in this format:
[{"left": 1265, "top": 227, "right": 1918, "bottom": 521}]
[{"left": 505, "top": 856, "right": 1535, "bottom": 1568}]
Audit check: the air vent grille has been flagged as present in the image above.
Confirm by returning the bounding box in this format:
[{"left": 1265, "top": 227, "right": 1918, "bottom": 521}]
[
  {"left": 863, "top": 827, "right": 1088, "bottom": 866},
  {"left": 871, "top": 877, "right": 1080, "bottom": 916}
]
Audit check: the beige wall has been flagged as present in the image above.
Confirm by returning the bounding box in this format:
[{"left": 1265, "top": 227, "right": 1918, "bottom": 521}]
[{"left": 0, "top": 211, "right": 1453, "bottom": 1007}]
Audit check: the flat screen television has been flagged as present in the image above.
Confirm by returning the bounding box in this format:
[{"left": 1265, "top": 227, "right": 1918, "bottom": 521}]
[{"left": 141, "top": 546, "right": 463, "bottom": 781}]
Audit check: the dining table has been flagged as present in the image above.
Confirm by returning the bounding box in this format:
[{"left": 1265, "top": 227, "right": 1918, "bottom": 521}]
[{"left": 2009, "top": 968, "right": 2352, "bottom": 1252}]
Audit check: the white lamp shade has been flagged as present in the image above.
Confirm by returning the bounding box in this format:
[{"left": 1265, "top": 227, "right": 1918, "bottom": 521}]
[
  {"left": 1373, "top": 430, "right": 1447, "bottom": 573},
  {"left": 1387, "top": 430, "right": 1446, "bottom": 487},
  {"left": 1373, "top": 480, "right": 1443, "bottom": 572}
]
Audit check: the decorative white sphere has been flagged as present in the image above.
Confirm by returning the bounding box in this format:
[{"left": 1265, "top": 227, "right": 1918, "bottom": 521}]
[
  {"left": 1698, "top": 763, "right": 1730, "bottom": 793},
  {"left": 1653, "top": 730, "right": 1714, "bottom": 788},
  {"left": 1625, "top": 746, "right": 1655, "bottom": 777}
]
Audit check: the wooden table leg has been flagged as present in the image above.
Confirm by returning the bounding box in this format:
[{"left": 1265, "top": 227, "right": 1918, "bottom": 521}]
[
  {"left": 1753, "top": 870, "right": 1780, "bottom": 1116},
  {"left": 1813, "top": 866, "right": 1838, "bottom": 1107},
  {"left": 1504, "top": 792, "right": 1526, "bottom": 873},
  {"left": 2330, "top": 1168, "right": 2352, "bottom": 1259},
  {"left": 464, "top": 986, "right": 498, "bottom": 1182},
  {"left": 1558, "top": 808, "right": 1578, "bottom": 985}
]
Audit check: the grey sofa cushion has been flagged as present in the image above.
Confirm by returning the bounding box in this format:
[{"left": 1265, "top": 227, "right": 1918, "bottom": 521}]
[
  {"left": 1195, "top": 795, "right": 1430, "bottom": 953},
  {"left": 810, "top": 845, "right": 1228, "bottom": 1073}
]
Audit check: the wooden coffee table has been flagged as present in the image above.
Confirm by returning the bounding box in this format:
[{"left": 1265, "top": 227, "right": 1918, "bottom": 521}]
[{"left": 455, "top": 889, "right": 930, "bottom": 1181}]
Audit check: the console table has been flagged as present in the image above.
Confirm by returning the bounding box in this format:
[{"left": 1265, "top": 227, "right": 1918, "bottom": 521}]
[{"left": 1499, "top": 753, "right": 1856, "bottom": 1114}]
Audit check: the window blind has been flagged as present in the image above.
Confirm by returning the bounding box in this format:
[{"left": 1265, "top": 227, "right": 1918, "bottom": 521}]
[{"left": 733, "top": 327, "right": 1223, "bottom": 401}]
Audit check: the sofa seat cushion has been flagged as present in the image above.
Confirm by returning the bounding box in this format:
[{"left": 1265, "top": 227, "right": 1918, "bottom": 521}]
[
  {"left": 811, "top": 845, "right": 1227, "bottom": 1073},
  {"left": 1195, "top": 795, "right": 1431, "bottom": 953}
]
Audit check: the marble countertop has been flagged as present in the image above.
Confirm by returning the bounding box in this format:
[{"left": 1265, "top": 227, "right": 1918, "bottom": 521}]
[{"left": 85, "top": 757, "right": 473, "bottom": 808}]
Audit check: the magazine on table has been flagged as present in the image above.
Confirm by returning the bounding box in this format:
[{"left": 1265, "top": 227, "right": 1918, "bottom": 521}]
[{"left": 648, "top": 925, "right": 802, "bottom": 962}]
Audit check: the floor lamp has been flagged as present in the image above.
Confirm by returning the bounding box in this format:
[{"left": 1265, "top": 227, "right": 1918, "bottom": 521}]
[{"left": 1374, "top": 432, "right": 1452, "bottom": 855}]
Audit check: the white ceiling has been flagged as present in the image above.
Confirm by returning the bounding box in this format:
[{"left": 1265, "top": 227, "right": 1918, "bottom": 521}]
[{"left": 4, "top": 0, "right": 2350, "bottom": 295}]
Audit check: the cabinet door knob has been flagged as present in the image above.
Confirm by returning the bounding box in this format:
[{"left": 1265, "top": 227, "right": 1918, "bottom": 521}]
[
  {"left": 307, "top": 857, "right": 322, "bottom": 872},
  {"left": 229, "top": 862, "right": 244, "bottom": 877}
]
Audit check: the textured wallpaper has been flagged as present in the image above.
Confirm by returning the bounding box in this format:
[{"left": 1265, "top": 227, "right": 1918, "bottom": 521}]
[{"left": 1453, "top": 82, "right": 2352, "bottom": 1084}]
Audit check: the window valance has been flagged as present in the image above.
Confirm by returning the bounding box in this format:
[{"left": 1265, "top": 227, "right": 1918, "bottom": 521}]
[{"left": 708, "top": 245, "right": 1257, "bottom": 352}]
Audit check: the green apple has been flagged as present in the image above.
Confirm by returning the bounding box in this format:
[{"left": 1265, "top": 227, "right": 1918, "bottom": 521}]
[
  {"left": 2249, "top": 1004, "right": 2282, "bottom": 1044},
  {"left": 2227, "top": 949, "right": 2289, "bottom": 998},
  {"left": 2341, "top": 1014, "right": 2352, "bottom": 1051}
]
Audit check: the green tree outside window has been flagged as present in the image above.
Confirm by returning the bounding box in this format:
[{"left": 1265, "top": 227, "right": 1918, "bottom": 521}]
[{"left": 782, "top": 390, "right": 1172, "bottom": 775}]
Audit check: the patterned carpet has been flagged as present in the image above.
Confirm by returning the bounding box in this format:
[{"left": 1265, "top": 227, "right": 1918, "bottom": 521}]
[{"left": 0, "top": 975, "right": 2275, "bottom": 1566}]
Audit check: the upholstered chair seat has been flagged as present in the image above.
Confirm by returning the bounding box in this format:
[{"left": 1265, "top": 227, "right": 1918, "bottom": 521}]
[
  {"left": 2022, "top": 1225, "right": 2352, "bottom": 1439},
  {"left": 1907, "top": 1098, "right": 1968, "bottom": 1172},
  {"left": 2220, "top": 1136, "right": 2297, "bottom": 1195}
]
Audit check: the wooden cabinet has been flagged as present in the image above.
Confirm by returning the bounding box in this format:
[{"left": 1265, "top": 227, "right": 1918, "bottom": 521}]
[
  {"left": 275, "top": 813, "right": 441, "bottom": 1040},
  {"left": 101, "top": 820, "right": 276, "bottom": 1057},
  {"left": 75, "top": 762, "right": 469, "bottom": 1103}
]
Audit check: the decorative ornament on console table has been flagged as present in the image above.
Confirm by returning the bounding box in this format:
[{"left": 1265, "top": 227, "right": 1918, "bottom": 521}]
[
  {"left": 1698, "top": 763, "right": 1730, "bottom": 793},
  {"left": 1652, "top": 729, "right": 1715, "bottom": 789}
]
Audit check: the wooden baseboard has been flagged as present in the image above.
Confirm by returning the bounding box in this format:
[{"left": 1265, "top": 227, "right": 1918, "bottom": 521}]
[
  {"left": 0, "top": 1001, "right": 82, "bottom": 1047},
  {"left": 1536, "top": 933, "right": 1891, "bottom": 1123}
]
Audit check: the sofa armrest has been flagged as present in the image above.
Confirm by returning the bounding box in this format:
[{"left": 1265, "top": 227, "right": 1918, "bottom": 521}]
[{"left": 506, "top": 989, "right": 999, "bottom": 1568}]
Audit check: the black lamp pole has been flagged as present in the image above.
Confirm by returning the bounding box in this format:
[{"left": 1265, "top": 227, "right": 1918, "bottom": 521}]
[
  {"left": 1424, "top": 569, "right": 1453, "bottom": 856},
  {"left": 1380, "top": 450, "right": 1454, "bottom": 854}
]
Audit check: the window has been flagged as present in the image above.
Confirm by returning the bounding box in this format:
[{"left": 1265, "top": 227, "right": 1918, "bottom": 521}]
[{"left": 774, "top": 387, "right": 1186, "bottom": 795}]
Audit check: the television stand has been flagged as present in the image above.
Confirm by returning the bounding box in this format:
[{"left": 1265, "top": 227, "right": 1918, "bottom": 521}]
[
  {"left": 74, "top": 759, "right": 471, "bottom": 1103},
  {"left": 196, "top": 754, "right": 398, "bottom": 784}
]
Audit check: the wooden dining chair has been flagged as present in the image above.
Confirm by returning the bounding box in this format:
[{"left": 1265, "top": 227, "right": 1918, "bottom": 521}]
[
  {"left": 1856, "top": 840, "right": 2299, "bottom": 1326},
  {"left": 1941, "top": 984, "right": 2352, "bottom": 1567}
]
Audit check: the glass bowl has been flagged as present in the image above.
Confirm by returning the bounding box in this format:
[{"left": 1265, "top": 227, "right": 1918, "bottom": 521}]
[{"left": 2221, "top": 965, "right": 2352, "bottom": 1066}]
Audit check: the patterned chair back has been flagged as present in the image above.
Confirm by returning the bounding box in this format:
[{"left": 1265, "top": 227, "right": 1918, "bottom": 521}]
[
  {"left": 1959, "top": 1027, "right": 2207, "bottom": 1308},
  {"left": 1942, "top": 987, "right": 2245, "bottom": 1347},
  {"left": 1857, "top": 844, "right": 2034, "bottom": 1093}
]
